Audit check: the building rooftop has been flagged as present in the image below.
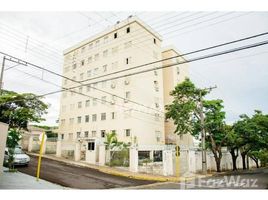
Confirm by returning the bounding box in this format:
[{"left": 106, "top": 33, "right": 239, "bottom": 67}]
[{"left": 63, "top": 15, "right": 163, "bottom": 55}]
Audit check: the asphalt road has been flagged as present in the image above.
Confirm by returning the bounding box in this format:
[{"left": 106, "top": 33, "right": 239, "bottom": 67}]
[
  {"left": 16, "top": 155, "right": 155, "bottom": 189},
  {"left": 129, "top": 168, "right": 268, "bottom": 189}
]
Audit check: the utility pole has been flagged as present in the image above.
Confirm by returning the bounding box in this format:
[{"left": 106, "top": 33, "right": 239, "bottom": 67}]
[
  {"left": 0, "top": 56, "right": 6, "bottom": 95},
  {"left": 199, "top": 86, "right": 217, "bottom": 175}
]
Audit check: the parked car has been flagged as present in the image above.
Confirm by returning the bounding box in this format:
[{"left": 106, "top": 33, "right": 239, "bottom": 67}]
[{"left": 4, "top": 148, "right": 30, "bottom": 166}]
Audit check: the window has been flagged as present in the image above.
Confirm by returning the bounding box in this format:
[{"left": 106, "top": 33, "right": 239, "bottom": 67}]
[
  {"left": 102, "top": 65, "right": 107, "bottom": 73},
  {"left": 79, "top": 86, "right": 82, "bottom": 93},
  {"left": 101, "top": 96, "right": 106, "bottom": 104},
  {"left": 111, "top": 81, "right": 116, "bottom": 89},
  {"left": 92, "top": 114, "right": 97, "bottom": 122},
  {"left": 72, "top": 63, "right": 77, "bottom": 70},
  {"left": 86, "top": 85, "right": 91, "bottom": 92},
  {"left": 111, "top": 130, "right": 116, "bottom": 134},
  {"left": 124, "top": 41, "right": 132, "bottom": 49},
  {"left": 112, "top": 46, "right": 118, "bottom": 54},
  {"left": 176, "top": 66, "right": 180, "bottom": 75},
  {"left": 103, "top": 50, "right": 108, "bottom": 57},
  {"left": 84, "top": 131, "right": 89, "bottom": 138},
  {"left": 94, "top": 68, "right": 99, "bottom": 75},
  {"left": 101, "top": 113, "right": 106, "bottom": 120},
  {"left": 85, "top": 100, "right": 90, "bottom": 107},
  {"left": 126, "top": 57, "right": 132, "bottom": 64},
  {"left": 69, "top": 118, "right": 74, "bottom": 124},
  {"left": 80, "top": 73, "right": 84, "bottom": 80},
  {"left": 88, "top": 141, "right": 95, "bottom": 150},
  {"left": 61, "top": 105, "right": 66, "bottom": 112},
  {"left": 85, "top": 115, "right": 89, "bottom": 123},
  {"left": 69, "top": 133, "right": 73, "bottom": 140},
  {"left": 93, "top": 98, "right": 97, "bottom": 106},
  {"left": 101, "top": 81, "right": 107, "bottom": 88},
  {"left": 111, "top": 95, "right": 116, "bottom": 104},
  {"left": 155, "top": 113, "right": 160, "bottom": 121},
  {"left": 81, "top": 60, "right": 85, "bottom": 66},
  {"left": 154, "top": 70, "right": 158, "bottom": 76},
  {"left": 153, "top": 38, "right": 156, "bottom": 44},
  {"left": 93, "top": 83, "right": 98, "bottom": 88},
  {"left": 70, "top": 104, "right": 75, "bottom": 110},
  {"left": 61, "top": 134, "right": 64, "bottom": 140},
  {"left": 78, "top": 101, "right": 82, "bottom": 108},
  {"left": 60, "top": 119, "right": 65, "bottom": 126},
  {"left": 88, "top": 43, "right": 93, "bottom": 49},
  {"left": 153, "top": 51, "right": 158, "bottom": 59},
  {"left": 94, "top": 54, "right": 99, "bottom": 61},
  {"left": 77, "top": 116, "right": 82, "bottom": 123},
  {"left": 88, "top": 57, "right": 92, "bottom": 63},
  {"left": 155, "top": 103, "right": 159, "bottom": 108},
  {"left": 92, "top": 131, "right": 97, "bottom": 137},
  {"left": 153, "top": 151, "right": 163, "bottom": 162},
  {"left": 125, "top": 91, "right": 130, "bottom": 102},
  {"left": 138, "top": 151, "right": 150, "bottom": 160},
  {"left": 95, "top": 40, "right": 100, "bottom": 47},
  {"left": 111, "top": 112, "right": 116, "bottom": 119},
  {"left": 111, "top": 61, "right": 118, "bottom": 70},
  {"left": 104, "top": 36, "right": 109, "bottom": 44},
  {"left": 126, "top": 27, "right": 130, "bottom": 33},
  {"left": 155, "top": 131, "right": 161, "bottom": 142},
  {"left": 62, "top": 92, "right": 67, "bottom": 98},
  {"left": 87, "top": 70, "right": 92, "bottom": 78},
  {"left": 125, "top": 129, "right": 131, "bottom": 137},
  {"left": 114, "top": 32, "right": 117, "bottom": 39},
  {"left": 101, "top": 130, "right": 106, "bottom": 138},
  {"left": 154, "top": 81, "right": 159, "bottom": 92},
  {"left": 81, "top": 47, "right": 85, "bottom": 53},
  {"left": 77, "top": 132, "right": 81, "bottom": 138}
]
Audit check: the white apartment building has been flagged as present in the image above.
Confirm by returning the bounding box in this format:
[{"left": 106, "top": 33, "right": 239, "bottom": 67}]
[{"left": 57, "top": 16, "right": 193, "bottom": 162}]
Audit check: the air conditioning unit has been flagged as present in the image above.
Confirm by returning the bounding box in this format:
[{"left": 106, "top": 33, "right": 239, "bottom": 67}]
[
  {"left": 124, "top": 80, "right": 130, "bottom": 85},
  {"left": 111, "top": 83, "right": 116, "bottom": 88}
]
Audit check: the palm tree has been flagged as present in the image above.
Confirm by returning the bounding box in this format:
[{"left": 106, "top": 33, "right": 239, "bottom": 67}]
[{"left": 104, "top": 132, "right": 128, "bottom": 166}]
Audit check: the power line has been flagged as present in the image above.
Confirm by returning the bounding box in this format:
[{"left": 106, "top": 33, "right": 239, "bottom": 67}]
[
  {"left": 1, "top": 31, "right": 268, "bottom": 91},
  {"left": 79, "top": 31, "right": 268, "bottom": 84},
  {"left": 31, "top": 39, "right": 268, "bottom": 97},
  {"left": 1, "top": 32, "right": 268, "bottom": 115}
]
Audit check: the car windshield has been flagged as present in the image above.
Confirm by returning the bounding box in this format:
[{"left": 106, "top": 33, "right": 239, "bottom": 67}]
[{"left": 14, "top": 148, "right": 24, "bottom": 154}]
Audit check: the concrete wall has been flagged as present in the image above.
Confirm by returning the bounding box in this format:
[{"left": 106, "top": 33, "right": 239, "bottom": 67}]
[{"left": 0, "top": 122, "right": 8, "bottom": 174}]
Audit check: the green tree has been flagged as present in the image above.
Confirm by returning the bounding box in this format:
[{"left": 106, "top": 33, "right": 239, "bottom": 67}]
[
  {"left": 225, "top": 125, "right": 242, "bottom": 171},
  {"left": 6, "top": 129, "right": 22, "bottom": 170},
  {"left": 194, "top": 99, "right": 227, "bottom": 172},
  {"left": 0, "top": 90, "right": 48, "bottom": 170},
  {"left": 233, "top": 110, "right": 268, "bottom": 169},
  {"left": 165, "top": 78, "right": 227, "bottom": 172},
  {"left": 104, "top": 132, "right": 129, "bottom": 166},
  {"left": 0, "top": 90, "right": 48, "bottom": 130}
]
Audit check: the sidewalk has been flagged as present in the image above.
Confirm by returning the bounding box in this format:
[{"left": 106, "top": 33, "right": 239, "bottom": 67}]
[
  {"left": 27, "top": 152, "right": 212, "bottom": 182},
  {"left": 0, "top": 168, "right": 67, "bottom": 189}
]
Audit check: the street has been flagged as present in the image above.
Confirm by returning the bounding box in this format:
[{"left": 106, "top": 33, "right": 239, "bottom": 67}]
[{"left": 17, "top": 155, "right": 155, "bottom": 189}]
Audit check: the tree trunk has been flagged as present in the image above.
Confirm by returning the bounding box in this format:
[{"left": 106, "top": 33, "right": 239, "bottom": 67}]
[
  {"left": 241, "top": 153, "right": 246, "bottom": 170},
  {"left": 230, "top": 149, "right": 238, "bottom": 171},
  {"left": 215, "top": 157, "right": 221, "bottom": 172}
]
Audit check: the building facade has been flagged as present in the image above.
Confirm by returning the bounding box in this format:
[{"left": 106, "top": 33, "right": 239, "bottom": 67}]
[{"left": 57, "top": 16, "right": 193, "bottom": 162}]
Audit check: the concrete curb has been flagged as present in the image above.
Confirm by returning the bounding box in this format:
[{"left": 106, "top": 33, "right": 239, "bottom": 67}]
[{"left": 26, "top": 152, "right": 212, "bottom": 182}]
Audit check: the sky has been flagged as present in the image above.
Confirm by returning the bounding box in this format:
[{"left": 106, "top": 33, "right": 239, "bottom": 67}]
[{"left": 0, "top": 11, "right": 268, "bottom": 126}]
